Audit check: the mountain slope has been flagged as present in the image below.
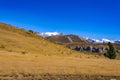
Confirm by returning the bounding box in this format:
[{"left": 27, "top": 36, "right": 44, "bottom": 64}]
[
  {"left": 46, "top": 34, "right": 88, "bottom": 44},
  {"left": 45, "top": 33, "right": 120, "bottom": 51},
  {"left": 0, "top": 22, "right": 75, "bottom": 55}
]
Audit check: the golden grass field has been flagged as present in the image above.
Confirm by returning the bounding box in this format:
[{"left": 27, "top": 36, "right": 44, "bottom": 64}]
[
  {"left": 0, "top": 23, "right": 120, "bottom": 79},
  {"left": 0, "top": 50, "right": 120, "bottom": 76}
]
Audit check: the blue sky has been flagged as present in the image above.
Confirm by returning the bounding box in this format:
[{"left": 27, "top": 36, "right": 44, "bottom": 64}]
[{"left": 0, "top": 0, "right": 120, "bottom": 40}]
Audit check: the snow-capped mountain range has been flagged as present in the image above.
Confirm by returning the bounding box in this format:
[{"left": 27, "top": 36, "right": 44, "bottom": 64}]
[
  {"left": 87, "top": 38, "right": 120, "bottom": 44},
  {"left": 40, "top": 32, "right": 120, "bottom": 44}
]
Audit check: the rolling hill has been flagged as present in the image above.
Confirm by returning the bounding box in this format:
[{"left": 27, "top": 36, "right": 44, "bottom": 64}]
[
  {"left": 0, "top": 22, "right": 76, "bottom": 56},
  {"left": 0, "top": 22, "right": 120, "bottom": 80}
]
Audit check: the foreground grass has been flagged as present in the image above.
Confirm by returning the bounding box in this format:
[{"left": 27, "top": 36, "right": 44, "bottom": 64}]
[{"left": 0, "top": 50, "right": 120, "bottom": 79}]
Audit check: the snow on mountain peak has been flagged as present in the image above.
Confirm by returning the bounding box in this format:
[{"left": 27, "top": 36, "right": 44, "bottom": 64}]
[
  {"left": 93, "top": 39, "right": 103, "bottom": 43},
  {"left": 40, "top": 32, "right": 60, "bottom": 37},
  {"left": 101, "top": 38, "right": 114, "bottom": 43},
  {"left": 87, "top": 38, "right": 115, "bottom": 43}
]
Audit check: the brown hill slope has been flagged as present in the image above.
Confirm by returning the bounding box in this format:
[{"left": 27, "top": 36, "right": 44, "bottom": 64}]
[
  {"left": 0, "top": 22, "right": 76, "bottom": 55},
  {"left": 46, "top": 34, "right": 88, "bottom": 44}
]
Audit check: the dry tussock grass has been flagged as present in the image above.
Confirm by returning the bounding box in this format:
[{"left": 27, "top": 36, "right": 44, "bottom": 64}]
[
  {"left": 0, "top": 50, "right": 120, "bottom": 76},
  {"left": 0, "top": 24, "right": 71, "bottom": 55}
]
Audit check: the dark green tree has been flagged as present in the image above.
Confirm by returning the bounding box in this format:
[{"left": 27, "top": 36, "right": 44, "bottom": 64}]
[{"left": 106, "top": 42, "right": 116, "bottom": 59}]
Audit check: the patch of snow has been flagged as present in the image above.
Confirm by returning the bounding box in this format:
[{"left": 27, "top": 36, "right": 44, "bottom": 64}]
[
  {"left": 40, "top": 32, "right": 60, "bottom": 37},
  {"left": 86, "top": 38, "right": 115, "bottom": 43},
  {"left": 101, "top": 38, "right": 114, "bottom": 43}
]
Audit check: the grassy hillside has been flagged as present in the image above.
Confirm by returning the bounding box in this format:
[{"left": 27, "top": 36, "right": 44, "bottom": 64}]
[
  {"left": 0, "top": 22, "right": 120, "bottom": 79},
  {"left": 0, "top": 22, "right": 77, "bottom": 56},
  {"left": 0, "top": 22, "right": 103, "bottom": 58}
]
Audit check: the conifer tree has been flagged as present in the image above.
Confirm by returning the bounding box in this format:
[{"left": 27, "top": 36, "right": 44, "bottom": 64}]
[{"left": 107, "top": 42, "right": 116, "bottom": 59}]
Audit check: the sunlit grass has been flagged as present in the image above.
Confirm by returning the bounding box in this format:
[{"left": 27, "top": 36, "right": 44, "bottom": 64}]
[
  {"left": 0, "top": 51, "right": 120, "bottom": 77},
  {"left": 0, "top": 23, "right": 120, "bottom": 79}
]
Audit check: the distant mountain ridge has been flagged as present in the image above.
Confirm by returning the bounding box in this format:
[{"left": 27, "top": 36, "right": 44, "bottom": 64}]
[
  {"left": 45, "top": 34, "right": 88, "bottom": 44},
  {"left": 87, "top": 38, "right": 120, "bottom": 44},
  {"left": 40, "top": 32, "right": 120, "bottom": 44}
]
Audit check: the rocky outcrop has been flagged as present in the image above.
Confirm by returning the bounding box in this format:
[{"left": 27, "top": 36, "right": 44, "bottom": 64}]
[
  {"left": 117, "top": 50, "right": 120, "bottom": 54},
  {"left": 74, "top": 46, "right": 106, "bottom": 53}
]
